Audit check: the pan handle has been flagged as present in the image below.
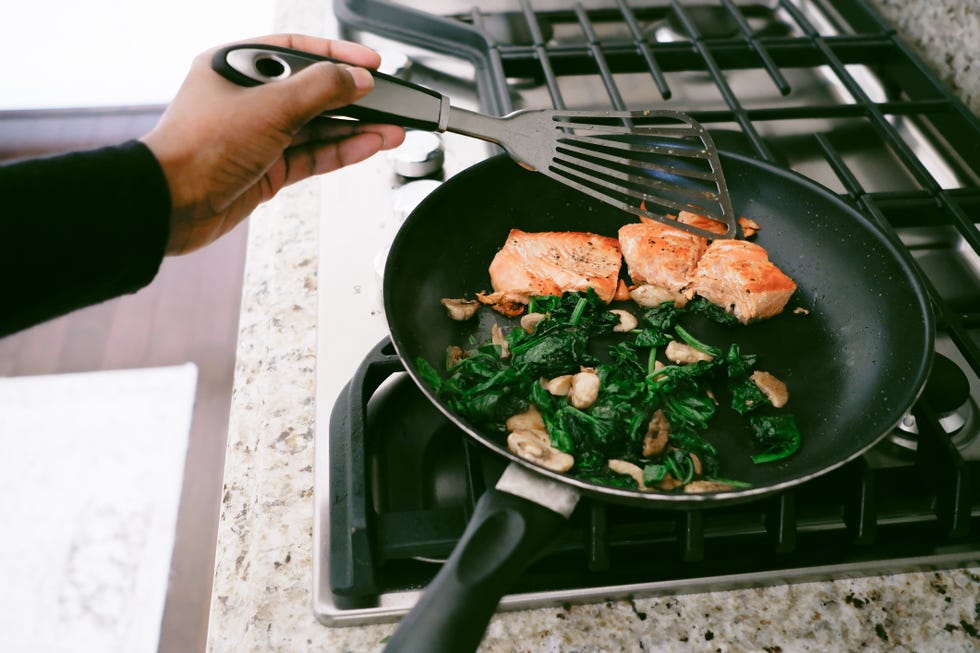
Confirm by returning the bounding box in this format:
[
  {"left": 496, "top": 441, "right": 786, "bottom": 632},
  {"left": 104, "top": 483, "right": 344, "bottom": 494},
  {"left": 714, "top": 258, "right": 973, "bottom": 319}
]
[
  {"left": 211, "top": 43, "right": 450, "bottom": 132},
  {"left": 384, "top": 486, "right": 569, "bottom": 653}
]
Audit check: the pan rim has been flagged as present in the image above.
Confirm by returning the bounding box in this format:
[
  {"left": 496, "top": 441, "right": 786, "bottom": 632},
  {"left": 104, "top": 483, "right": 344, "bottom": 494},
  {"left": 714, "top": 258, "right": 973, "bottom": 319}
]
[{"left": 384, "top": 150, "right": 936, "bottom": 506}]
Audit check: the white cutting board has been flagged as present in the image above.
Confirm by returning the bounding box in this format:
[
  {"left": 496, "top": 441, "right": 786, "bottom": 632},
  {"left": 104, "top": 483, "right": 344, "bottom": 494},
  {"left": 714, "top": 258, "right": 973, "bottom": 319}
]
[{"left": 0, "top": 364, "right": 197, "bottom": 653}]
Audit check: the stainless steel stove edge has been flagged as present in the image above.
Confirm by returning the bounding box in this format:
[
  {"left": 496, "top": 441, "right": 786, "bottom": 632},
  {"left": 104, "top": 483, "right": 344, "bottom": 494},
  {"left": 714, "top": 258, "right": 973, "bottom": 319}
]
[{"left": 312, "top": 549, "right": 980, "bottom": 627}]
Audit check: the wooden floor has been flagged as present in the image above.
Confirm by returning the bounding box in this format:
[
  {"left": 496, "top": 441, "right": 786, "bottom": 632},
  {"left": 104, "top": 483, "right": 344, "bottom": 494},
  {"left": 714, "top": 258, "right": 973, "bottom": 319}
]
[{"left": 1, "top": 107, "right": 247, "bottom": 653}]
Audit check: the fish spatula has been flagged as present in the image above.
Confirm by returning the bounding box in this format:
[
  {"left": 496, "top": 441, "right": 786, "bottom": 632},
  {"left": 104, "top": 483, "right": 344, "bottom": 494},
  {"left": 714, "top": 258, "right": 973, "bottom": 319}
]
[{"left": 213, "top": 44, "right": 737, "bottom": 239}]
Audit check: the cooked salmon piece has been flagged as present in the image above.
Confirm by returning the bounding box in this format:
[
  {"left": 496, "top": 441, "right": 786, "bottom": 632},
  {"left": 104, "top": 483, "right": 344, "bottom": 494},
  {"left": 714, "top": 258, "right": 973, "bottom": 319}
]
[
  {"left": 689, "top": 239, "right": 797, "bottom": 323},
  {"left": 618, "top": 216, "right": 707, "bottom": 306},
  {"left": 738, "top": 216, "right": 761, "bottom": 237},
  {"left": 675, "top": 211, "right": 762, "bottom": 238},
  {"left": 678, "top": 210, "right": 728, "bottom": 236},
  {"left": 480, "top": 229, "right": 623, "bottom": 313}
]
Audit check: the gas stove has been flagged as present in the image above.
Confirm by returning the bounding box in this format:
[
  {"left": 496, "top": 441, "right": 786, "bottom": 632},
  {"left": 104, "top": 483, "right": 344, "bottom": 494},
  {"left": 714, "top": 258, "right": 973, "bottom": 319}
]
[{"left": 313, "top": 0, "right": 980, "bottom": 626}]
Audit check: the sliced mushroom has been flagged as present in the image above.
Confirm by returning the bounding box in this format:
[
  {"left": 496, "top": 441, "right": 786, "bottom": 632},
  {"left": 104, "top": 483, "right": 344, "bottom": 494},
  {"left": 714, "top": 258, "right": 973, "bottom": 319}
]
[
  {"left": 750, "top": 370, "right": 789, "bottom": 408},
  {"left": 654, "top": 474, "right": 683, "bottom": 491},
  {"left": 630, "top": 284, "right": 688, "bottom": 308},
  {"left": 665, "top": 340, "right": 714, "bottom": 364},
  {"left": 507, "top": 431, "right": 574, "bottom": 472},
  {"left": 520, "top": 312, "right": 547, "bottom": 334},
  {"left": 643, "top": 409, "right": 670, "bottom": 457},
  {"left": 446, "top": 345, "right": 468, "bottom": 368},
  {"left": 608, "top": 459, "right": 647, "bottom": 490},
  {"left": 440, "top": 297, "right": 479, "bottom": 321},
  {"left": 542, "top": 374, "right": 573, "bottom": 396},
  {"left": 506, "top": 405, "right": 546, "bottom": 433},
  {"left": 491, "top": 323, "right": 510, "bottom": 359},
  {"left": 609, "top": 309, "right": 638, "bottom": 333},
  {"left": 683, "top": 480, "right": 735, "bottom": 494},
  {"left": 568, "top": 368, "right": 601, "bottom": 409},
  {"left": 689, "top": 453, "right": 703, "bottom": 476}
]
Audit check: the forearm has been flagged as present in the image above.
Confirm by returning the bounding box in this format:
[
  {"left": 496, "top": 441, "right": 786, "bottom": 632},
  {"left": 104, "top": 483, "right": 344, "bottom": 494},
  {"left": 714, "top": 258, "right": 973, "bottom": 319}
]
[{"left": 0, "top": 141, "right": 171, "bottom": 336}]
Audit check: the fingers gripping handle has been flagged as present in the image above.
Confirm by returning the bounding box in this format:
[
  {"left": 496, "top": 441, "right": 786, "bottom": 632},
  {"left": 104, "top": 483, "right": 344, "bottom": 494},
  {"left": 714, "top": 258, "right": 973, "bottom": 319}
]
[
  {"left": 211, "top": 43, "right": 450, "bottom": 132},
  {"left": 383, "top": 489, "right": 569, "bottom": 653}
]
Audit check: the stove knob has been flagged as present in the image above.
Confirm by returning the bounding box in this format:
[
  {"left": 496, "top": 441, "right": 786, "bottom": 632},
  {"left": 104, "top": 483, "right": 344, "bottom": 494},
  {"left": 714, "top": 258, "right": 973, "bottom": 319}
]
[
  {"left": 392, "top": 179, "right": 442, "bottom": 223},
  {"left": 388, "top": 130, "right": 445, "bottom": 178}
]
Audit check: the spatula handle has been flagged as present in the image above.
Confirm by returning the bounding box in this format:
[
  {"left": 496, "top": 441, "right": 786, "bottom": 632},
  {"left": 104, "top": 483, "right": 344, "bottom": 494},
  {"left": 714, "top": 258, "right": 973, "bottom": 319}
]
[{"left": 211, "top": 43, "right": 450, "bottom": 132}]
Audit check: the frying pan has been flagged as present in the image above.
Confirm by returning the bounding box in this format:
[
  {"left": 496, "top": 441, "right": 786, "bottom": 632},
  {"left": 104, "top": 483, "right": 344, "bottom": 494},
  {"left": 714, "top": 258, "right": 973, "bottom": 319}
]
[{"left": 380, "top": 151, "right": 933, "bottom": 652}]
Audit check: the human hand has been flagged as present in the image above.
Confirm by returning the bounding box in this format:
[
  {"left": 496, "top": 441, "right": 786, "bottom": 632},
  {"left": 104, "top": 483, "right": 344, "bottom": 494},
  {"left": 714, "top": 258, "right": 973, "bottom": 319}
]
[{"left": 140, "top": 34, "right": 406, "bottom": 255}]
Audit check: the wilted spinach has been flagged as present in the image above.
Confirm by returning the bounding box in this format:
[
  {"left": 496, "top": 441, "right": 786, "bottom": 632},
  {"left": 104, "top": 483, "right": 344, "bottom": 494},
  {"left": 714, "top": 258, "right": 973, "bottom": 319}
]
[
  {"left": 748, "top": 415, "right": 801, "bottom": 463},
  {"left": 420, "top": 291, "right": 800, "bottom": 492}
]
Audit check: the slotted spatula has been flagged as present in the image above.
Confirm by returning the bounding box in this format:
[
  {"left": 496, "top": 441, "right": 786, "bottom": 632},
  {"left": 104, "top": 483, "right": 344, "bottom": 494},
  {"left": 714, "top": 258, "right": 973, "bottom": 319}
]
[{"left": 213, "top": 44, "right": 737, "bottom": 239}]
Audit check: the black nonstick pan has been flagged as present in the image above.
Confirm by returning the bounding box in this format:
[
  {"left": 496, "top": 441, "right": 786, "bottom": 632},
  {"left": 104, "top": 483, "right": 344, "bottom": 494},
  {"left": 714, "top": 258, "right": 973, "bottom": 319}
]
[{"left": 380, "top": 151, "right": 933, "bottom": 652}]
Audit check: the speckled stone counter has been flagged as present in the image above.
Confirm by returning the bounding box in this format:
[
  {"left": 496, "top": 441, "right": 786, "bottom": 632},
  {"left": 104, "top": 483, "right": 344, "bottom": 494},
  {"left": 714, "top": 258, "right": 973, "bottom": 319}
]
[
  {"left": 868, "top": 0, "right": 979, "bottom": 117},
  {"left": 206, "top": 2, "right": 980, "bottom": 652}
]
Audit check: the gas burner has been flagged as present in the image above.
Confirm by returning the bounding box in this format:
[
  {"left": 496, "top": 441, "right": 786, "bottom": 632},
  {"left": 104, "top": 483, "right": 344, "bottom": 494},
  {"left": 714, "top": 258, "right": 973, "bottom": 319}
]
[
  {"left": 887, "top": 353, "right": 977, "bottom": 453},
  {"left": 889, "top": 401, "right": 977, "bottom": 452}
]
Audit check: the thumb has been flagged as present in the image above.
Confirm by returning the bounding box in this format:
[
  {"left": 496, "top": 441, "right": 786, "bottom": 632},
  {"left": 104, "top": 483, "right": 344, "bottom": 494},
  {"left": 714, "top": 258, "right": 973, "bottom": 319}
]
[{"left": 259, "top": 61, "right": 375, "bottom": 134}]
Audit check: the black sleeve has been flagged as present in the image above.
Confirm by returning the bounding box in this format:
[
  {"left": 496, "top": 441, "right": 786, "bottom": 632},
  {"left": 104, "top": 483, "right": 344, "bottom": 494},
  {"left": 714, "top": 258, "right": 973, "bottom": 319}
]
[{"left": 0, "top": 140, "right": 171, "bottom": 337}]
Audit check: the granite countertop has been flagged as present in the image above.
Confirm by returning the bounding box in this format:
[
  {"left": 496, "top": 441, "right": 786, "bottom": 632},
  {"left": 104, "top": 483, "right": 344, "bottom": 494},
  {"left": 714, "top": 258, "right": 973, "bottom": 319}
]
[{"left": 206, "top": 1, "right": 980, "bottom": 651}]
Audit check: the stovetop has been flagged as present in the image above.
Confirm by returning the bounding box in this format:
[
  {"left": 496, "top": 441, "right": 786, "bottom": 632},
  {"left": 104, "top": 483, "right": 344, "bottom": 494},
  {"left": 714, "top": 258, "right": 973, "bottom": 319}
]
[{"left": 314, "top": 0, "right": 980, "bottom": 626}]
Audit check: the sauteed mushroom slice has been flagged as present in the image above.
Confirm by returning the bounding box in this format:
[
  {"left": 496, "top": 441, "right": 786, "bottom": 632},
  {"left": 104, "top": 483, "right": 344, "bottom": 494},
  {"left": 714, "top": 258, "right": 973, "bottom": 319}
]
[
  {"left": 750, "top": 370, "right": 789, "bottom": 408},
  {"left": 507, "top": 430, "right": 574, "bottom": 472},
  {"left": 665, "top": 340, "right": 714, "bottom": 364},
  {"left": 683, "top": 480, "right": 735, "bottom": 494},
  {"left": 609, "top": 309, "right": 638, "bottom": 333},
  {"left": 608, "top": 459, "right": 647, "bottom": 490},
  {"left": 543, "top": 374, "right": 573, "bottom": 396},
  {"left": 440, "top": 297, "right": 479, "bottom": 321},
  {"left": 689, "top": 453, "right": 703, "bottom": 476},
  {"left": 446, "top": 345, "right": 468, "bottom": 368},
  {"left": 569, "top": 368, "right": 601, "bottom": 409},
  {"left": 630, "top": 284, "right": 688, "bottom": 308},
  {"left": 491, "top": 323, "right": 510, "bottom": 359},
  {"left": 505, "top": 405, "right": 546, "bottom": 433},
  {"left": 643, "top": 409, "right": 670, "bottom": 457},
  {"left": 520, "top": 312, "right": 547, "bottom": 334},
  {"left": 607, "top": 459, "right": 683, "bottom": 492}
]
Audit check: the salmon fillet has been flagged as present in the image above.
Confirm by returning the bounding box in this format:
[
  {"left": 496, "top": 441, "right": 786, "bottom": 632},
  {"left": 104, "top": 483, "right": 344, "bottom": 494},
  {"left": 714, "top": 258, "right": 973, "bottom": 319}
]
[
  {"left": 618, "top": 214, "right": 708, "bottom": 305},
  {"left": 480, "top": 229, "right": 623, "bottom": 313},
  {"left": 689, "top": 239, "right": 797, "bottom": 324}
]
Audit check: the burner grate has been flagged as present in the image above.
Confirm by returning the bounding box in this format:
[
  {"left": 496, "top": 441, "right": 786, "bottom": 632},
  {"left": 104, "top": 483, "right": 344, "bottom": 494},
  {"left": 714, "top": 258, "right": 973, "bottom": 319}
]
[{"left": 326, "top": 339, "right": 980, "bottom": 612}]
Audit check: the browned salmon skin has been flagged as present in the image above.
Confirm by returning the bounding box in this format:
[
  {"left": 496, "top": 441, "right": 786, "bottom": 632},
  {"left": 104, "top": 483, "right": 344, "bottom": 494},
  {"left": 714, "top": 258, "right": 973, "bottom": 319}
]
[
  {"left": 690, "top": 239, "right": 797, "bottom": 324},
  {"left": 481, "top": 229, "right": 623, "bottom": 313}
]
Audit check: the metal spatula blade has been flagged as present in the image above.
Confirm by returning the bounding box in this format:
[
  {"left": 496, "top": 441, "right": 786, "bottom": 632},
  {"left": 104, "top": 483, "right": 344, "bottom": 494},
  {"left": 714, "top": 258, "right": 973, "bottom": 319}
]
[
  {"left": 544, "top": 110, "right": 736, "bottom": 239},
  {"left": 213, "top": 44, "right": 736, "bottom": 239}
]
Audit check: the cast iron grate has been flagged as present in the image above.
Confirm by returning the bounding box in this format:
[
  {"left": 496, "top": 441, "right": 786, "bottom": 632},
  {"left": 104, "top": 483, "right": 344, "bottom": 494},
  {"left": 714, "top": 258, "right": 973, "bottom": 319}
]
[{"left": 330, "top": 0, "right": 980, "bottom": 609}]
